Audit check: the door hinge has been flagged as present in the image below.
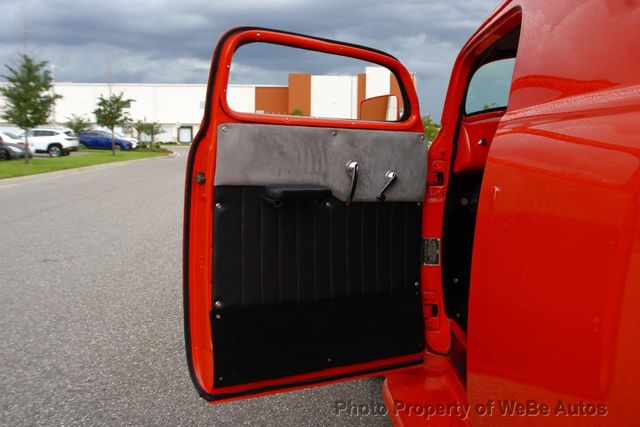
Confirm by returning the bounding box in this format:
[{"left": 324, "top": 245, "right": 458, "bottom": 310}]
[{"left": 422, "top": 238, "right": 440, "bottom": 266}]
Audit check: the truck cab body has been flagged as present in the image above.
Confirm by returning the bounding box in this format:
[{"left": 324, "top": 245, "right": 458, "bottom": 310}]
[{"left": 183, "top": 1, "right": 640, "bottom": 425}]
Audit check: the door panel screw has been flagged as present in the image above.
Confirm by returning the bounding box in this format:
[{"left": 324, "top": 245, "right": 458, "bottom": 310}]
[{"left": 194, "top": 172, "right": 206, "bottom": 184}]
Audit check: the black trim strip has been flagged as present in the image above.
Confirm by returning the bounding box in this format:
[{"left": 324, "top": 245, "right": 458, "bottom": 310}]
[
  {"left": 183, "top": 26, "right": 419, "bottom": 400},
  {"left": 200, "top": 358, "right": 422, "bottom": 402}
]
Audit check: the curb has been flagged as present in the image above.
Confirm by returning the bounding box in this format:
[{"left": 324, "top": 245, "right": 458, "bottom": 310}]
[{"left": 0, "top": 149, "right": 180, "bottom": 187}]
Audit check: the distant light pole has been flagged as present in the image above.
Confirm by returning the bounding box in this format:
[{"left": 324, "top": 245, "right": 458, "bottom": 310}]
[{"left": 50, "top": 63, "right": 57, "bottom": 124}]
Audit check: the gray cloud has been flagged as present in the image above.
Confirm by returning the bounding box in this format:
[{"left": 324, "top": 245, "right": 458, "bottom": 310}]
[{"left": 0, "top": 0, "right": 498, "bottom": 121}]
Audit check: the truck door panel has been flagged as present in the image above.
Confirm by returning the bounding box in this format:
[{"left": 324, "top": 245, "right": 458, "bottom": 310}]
[
  {"left": 183, "top": 28, "right": 429, "bottom": 401},
  {"left": 212, "top": 123, "right": 425, "bottom": 387}
]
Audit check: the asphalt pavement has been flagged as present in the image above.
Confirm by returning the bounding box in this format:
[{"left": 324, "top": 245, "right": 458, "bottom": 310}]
[{"left": 0, "top": 146, "right": 390, "bottom": 426}]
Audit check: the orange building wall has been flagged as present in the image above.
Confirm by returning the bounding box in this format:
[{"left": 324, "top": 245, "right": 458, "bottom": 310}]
[
  {"left": 288, "top": 74, "right": 311, "bottom": 116},
  {"left": 249, "top": 71, "right": 414, "bottom": 118},
  {"left": 360, "top": 95, "right": 390, "bottom": 121},
  {"left": 255, "top": 87, "right": 289, "bottom": 115}
]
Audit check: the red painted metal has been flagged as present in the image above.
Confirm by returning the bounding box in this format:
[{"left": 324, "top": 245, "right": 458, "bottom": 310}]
[
  {"left": 420, "top": 3, "right": 523, "bottom": 363},
  {"left": 466, "top": 1, "right": 640, "bottom": 425},
  {"left": 382, "top": 2, "right": 640, "bottom": 424},
  {"left": 218, "top": 30, "right": 422, "bottom": 131},
  {"left": 452, "top": 110, "right": 503, "bottom": 173},
  {"left": 383, "top": 355, "right": 469, "bottom": 427}
]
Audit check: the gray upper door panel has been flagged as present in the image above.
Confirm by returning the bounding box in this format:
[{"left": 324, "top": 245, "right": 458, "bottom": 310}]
[{"left": 214, "top": 123, "right": 428, "bottom": 202}]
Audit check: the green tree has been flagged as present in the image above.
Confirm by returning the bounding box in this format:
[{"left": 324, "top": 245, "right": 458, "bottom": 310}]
[
  {"left": 65, "top": 114, "right": 92, "bottom": 137},
  {"left": 422, "top": 114, "right": 441, "bottom": 142},
  {"left": 143, "top": 122, "right": 163, "bottom": 150},
  {"left": 132, "top": 120, "right": 148, "bottom": 148},
  {"left": 132, "top": 120, "right": 163, "bottom": 149},
  {"left": 291, "top": 107, "right": 304, "bottom": 116},
  {"left": 93, "top": 92, "right": 134, "bottom": 156},
  {"left": 0, "top": 54, "right": 62, "bottom": 164}
]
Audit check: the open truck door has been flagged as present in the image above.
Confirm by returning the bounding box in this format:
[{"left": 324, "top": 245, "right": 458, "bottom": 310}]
[{"left": 183, "top": 28, "right": 434, "bottom": 402}]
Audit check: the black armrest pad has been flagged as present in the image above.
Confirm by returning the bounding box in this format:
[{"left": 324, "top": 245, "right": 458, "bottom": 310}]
[{"left": 263, "top": 185, "right": 332, "bottom": 201}]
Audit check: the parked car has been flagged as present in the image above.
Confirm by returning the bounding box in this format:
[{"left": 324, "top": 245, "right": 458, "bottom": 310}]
[
  {"left": 0, "top": 130, "right": 25, "bottom": 147},
  {"left": 182, "top": 0, "right": 640, "bottom": 425},
  {"left": 112, "top": 131, "right": 139, "bottom": 149},
  {"left": 23, "top": 127, "right": 79, "bottom": 157},
  {"left": 0, "top": 138, "right": 29, "bottom": 160},
  {"left": 78, "top": 130, "right": 136, "bottom": 150}
]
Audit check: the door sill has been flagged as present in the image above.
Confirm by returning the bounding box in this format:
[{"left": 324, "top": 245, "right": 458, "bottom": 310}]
[{"left": 383, "top": 355, "right": 468, "bottom": 426}]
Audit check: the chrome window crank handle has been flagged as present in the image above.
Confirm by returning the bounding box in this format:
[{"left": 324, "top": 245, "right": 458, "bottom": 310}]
[
  {"left": 376, "top": 170, "right": 398, "bottom": 201},
  {"left": 345, "top": 160, "right": 359, "bottom": 205}
]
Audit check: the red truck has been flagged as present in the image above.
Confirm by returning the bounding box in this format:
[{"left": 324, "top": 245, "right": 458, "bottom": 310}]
[{"left": 183, "top": 0, "right": 640, "bottom": 424}]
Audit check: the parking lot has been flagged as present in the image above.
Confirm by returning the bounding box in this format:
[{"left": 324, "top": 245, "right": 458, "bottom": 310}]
[{"left": 0, "top": 146, "right": 390, "bottom": 426}]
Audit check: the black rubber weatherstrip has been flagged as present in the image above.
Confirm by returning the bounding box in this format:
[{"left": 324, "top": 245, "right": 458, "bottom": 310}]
[
  {"left": 183, "top": 26, "right": 415, "bottom": 401},
  {"left": 200, "top": 358, "right": 422, "bottom": 402}
]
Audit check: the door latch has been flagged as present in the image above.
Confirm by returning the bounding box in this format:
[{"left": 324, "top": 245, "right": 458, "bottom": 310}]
[{"left": 376, "top": 170, "right": 398, "bottom": 201}]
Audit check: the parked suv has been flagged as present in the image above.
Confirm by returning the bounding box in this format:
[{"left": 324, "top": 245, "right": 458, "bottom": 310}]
[
  {"left": 78, "top": 130, "right": 137, "bottom": 150},
  {"left": 112, "top": 131, "right": 139, "bottom": 149},
  {"left": 24, "top": 127, "right": 79, "bottom": 157}
]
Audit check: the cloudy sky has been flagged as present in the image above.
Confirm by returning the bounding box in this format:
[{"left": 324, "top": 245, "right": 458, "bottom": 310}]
[{"left": 0, "top": 0, "right": 498, "bottom": 121}]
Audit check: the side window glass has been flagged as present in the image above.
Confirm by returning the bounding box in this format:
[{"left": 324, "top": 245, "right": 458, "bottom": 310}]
[
  {"left": 227, "top": 42, "right": 410, "bottom": 122},
  {"left": 465, "top": 58, "right": 515, "bottom": 115}
]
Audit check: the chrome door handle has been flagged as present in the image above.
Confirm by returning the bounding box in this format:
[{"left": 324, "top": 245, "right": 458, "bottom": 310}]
[
  {"left": 376, "top": 170, "right": 398, "bottom": 201},
  {"left": 345, "top": 160, "right": 359, "bottom": 205}
]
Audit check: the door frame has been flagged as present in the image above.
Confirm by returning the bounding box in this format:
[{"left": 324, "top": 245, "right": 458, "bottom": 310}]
[{"left": 183, "top": 27, "right": 426, "bottom": 401}]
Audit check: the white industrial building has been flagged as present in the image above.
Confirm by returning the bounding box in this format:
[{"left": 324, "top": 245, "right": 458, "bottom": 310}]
[{"left": 52, "top": 83, "right": 206, "bottom": 143}]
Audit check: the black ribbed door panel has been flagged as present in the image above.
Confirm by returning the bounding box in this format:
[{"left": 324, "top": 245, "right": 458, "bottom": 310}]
[{"left": 211, "top": 186, "right": 424, "bottom": 387}]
